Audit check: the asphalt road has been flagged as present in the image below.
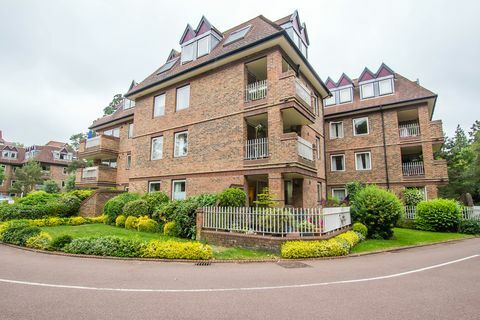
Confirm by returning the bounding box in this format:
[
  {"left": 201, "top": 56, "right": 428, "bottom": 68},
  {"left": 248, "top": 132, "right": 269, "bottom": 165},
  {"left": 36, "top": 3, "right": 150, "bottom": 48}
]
[{"left": 0, "top": 238, "right": 479, "bottom": 320}]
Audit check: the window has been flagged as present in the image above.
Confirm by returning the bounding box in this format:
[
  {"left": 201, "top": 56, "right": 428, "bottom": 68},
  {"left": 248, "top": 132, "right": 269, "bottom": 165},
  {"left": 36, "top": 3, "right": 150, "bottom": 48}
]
[
  {"left": 313, "top": 94, "right": 319, "bottom": 115},
  {"left": 224, "top": 25, "right": 251, "bottom": 45},
  {"left": 148, "top": 181, "right": 161, "bottom": 193},
  {"left": 316, "top": 136, "right": 321, "bottom": 160},
  {"left": 61, "top": 181, "right": 65, "bottom": 188},
  {"left": 292, "top": 31, "right": 299, "bottom": 47},
  {"left": 379, "top": 78, "right": 393, "bottom": 95},
  {"left": 339, "top": 88, "right": 352, "bottom": 103},
  {"left": 353, "top": 117, "right": 369, "bottom": 136},
  {"left": 181, "top": 42, "right": 195, "bottom": 63},
  {"left": 123, "top": 98, "right": 135, "bottom": 109},
  {"left": 360, "top": 82, "right": 375, "bottom": 99},
  {"left": 63, "top": 167, "right": 67, "bottom": 175},
  {"left": 126, "top": 154, "right": 131, "bottom": 169},
  {"left": 197, "top": 36, "right": 209, "bottom": 57},
  {"left": 172, "top": 180, "right": 186, "bottom": 200},
  {"left": 355, "top": 152, "right": 372, "bottom": 170},
  {"left": 176, "top": 85, "right": 190, "bottom": 111},
  {"left": 154, "top": 94, "right": 165, "bottom": 117},
  {"left": 42, "top": 165, "right": 50, "bottom": 172},
  {"left": 332, "top": 188, "right": 347, "bottom": 201},
  {"left": 174, "top": 131, "right": 188, "bottom": 157},
  {"left": 317, "top": 182, "right": 322, "bottom": 203},
  {"left": 151, "top": 136, "right": 163, "bottom": 160},
  {"left": 330, "top": 122, "right": 344, "bottom": 139},
  {"left": 284, "top": 180, "right": 293, "bottom": 205},
  {"left": 282, "top": 57, "right": 293, "bottom": 73},
  {"left": 104, "top": 128, "right": 120, "bottom": 138},
  {"left": 324, "top": 92, "right": 336, "bottom": 106},
  {"left": 157, "top": 58, "right": 178, "bottom": 74},
  {"left": 128, "top": 123, "right": 134, "bottom": 139},
  {"left": 331, "top": 154, "right": 345, "bottom": 171}
]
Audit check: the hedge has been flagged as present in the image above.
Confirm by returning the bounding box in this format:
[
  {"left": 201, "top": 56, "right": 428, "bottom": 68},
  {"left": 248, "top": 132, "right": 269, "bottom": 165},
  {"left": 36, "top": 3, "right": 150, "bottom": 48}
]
[
  {"left": 103, "top": 193, "right": 141, "bottom": 224},
  {"left": 458, "top": 220, "right": 480, "bottom": 235},
  {"left": 142, "top": 192, "right": 169, "bottom": 215},
  {"left": 141, "top": 240, "right": 213, "bottom": 260},
  {"left": 123, "top": 199, "right": 149, "bottom": 217},
  {"left": 64, "top": 236, "right": 143, "bottom": 257},
  {"left": 415, "top": 199, "right": 461, "bottom": 232}
]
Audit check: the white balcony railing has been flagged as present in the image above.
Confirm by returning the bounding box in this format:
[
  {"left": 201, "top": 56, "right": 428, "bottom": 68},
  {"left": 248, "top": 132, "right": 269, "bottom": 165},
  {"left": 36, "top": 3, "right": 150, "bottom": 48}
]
[
  {"left": 85, "top": 136, "right": 101, "bottom": 149},
  {"left": 245, "top": 138, "right": 269, "bottom": 160},
  {"left": 245, "top": 80, "right": 267, "bottom": 101},
  {"left": 399, "top": 122, "right": 420, "bottom": 138},
  {"left": 295, "top": 79, "right": 312, "bottom": 107},
  {"left": 297, "top": 136, "right": 314, "bottom": 161},
  {"left": 82, "top": 166, "right": 98, "bottom": 179},
  {"left": 402, "top": 161, "right": 424, "bottom": 176}
]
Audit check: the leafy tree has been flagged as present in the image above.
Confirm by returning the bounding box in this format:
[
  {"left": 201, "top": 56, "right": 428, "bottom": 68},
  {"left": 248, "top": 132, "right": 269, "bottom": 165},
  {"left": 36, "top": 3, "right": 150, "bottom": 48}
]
[
  {"left": 9, "top": 161, "right": 43, "bottom": 196},
  {"left": 69, "top": 133, "right": 87, "bottom": 151},
  {"left": 43, "top": 180, "right": 60, "bottom": 194},
  {"left": 103, "top": 94, "right": 123, "bottom": 115},
  {"left": 469, "top": 120, "right": 480, "bottom": 142},
  {"left": 65, "top": 175, "right": 76, "bottom": 191},
  {"left": 66, "top": 159, "right": 92, "bottom": 174}
]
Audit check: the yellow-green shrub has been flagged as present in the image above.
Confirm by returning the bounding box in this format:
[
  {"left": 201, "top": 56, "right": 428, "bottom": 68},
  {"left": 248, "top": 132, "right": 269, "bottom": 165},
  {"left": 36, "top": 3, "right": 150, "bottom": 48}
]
[
  {"left": 352, "top": 222, "right": 368, "bottom": 238},
  {"left": 125, "top": 216, "right": 138, "bottom": 230},
  {"left": 141, "top": 240, "right": 212, "bottom": 260},
  {"left": 163, "top": 221, "right": 179, "bottom": 237},
  {"left": 137, "top": 216, "right": 158, "bottom": 233},
  {"left": 40, "top": 217, "right": 64, "bottom": 226},
  {"left": 281, "top": 238, "right": 349, "bottom": 259},
  {"left": 88, "top": 215, "right": 107, "bottom": 224},
  {"left": 115, "top": 215, "right": 127, "bottom": 228},
  {"left": 26, "top": 232, "right": 52, "bottom": 250},
  {"left": 335, "top": 231, "right": 360, "bottom": 247},
  {"left": 68, "top": 217, "right": 87, "bottom": 226}
]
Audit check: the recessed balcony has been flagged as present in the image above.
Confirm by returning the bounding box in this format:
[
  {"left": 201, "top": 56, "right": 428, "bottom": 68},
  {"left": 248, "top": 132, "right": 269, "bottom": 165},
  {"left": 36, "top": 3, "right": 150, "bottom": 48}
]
[
  {"left": 78, "top": 135, "right": 120, "bottom": 161},
  {"left": 75, "top": 165, "right": 117, "bottom": 189}
]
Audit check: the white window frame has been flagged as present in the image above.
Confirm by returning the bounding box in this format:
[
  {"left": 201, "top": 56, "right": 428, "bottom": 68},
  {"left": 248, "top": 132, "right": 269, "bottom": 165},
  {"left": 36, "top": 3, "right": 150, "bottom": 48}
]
[
  {"left": 148, "top": 181, "right": 161, "bottom": 193},
  {"left": 338, "top": 87, "right": 352, "bottom": 104},
  {"left": 153, "top": 93, "right": 165, "bottom": 117},
  {"left": 176, "top": 85, "right": 190, "bottom": 111},
  {"left": 128, "top": 123, "right": 134, "bottom": 139},
  {"left": 332, "top": 188, "right": 347, "bottom": 201},
  {"left": 353, "top": 117, "right": 370, "bottom": 136},
  {"left": 181, "top": 42, "right": 195, "bottom": 64},
  {"left": 196, "top": 36, "right": 210, "bottom": 57},
  {"left": 355, "top": 151, "right": 372, "bottom": 171},
  {"left": 360, "top": 82, "right": 375, "bottom": 99},
  {"left": 330, "top": 154, "right": 345, "bottom": 172},
  {"left": 316, "top": 136, "right": 321, "bottom": 160},
  {"left": 324, "top": 92, "right": 336, "bottom": 107},
  {"left": 172, "top": 179, "right": 186, "bottom": 200},
  {"left": 329, "top": 121, "right": 344, "bottom": 139},
  {"left": 313, "top": 94, "right": 319, "bottom": 115},
  {"left": 150, "top": 136, "right": 163, "bottom": 160},
  {"left": 378, "top": 78, "right": 394, "bottom": 96},
  {"left": 126, "top": 154, "right": 131, "bottom": 169},
  {"left": 174, "top": 131, "right": 188, "bottom": 157}
]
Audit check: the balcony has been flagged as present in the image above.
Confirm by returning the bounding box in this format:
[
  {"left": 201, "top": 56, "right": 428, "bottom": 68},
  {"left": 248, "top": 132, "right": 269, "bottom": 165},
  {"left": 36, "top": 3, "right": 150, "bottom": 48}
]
[
  {"left": 399, "top": 121, "right": 420, "bottom": 138},
  {"left": 245, "top": 138, "right": 269, "bottom": 160},
  {"left": 433, "top": 159, "right": 449, "bottom": 181},
  {"left": 296, "top": 136, "right": 314, "bottom": 161},
  {"left": 295, "top": 79, "right": 312, "bottom": 109},
  {"left": 430, "top": 120, "right": 445, "bottom": 143},
  {"left": 245, "top": 80, "right": 267, "bottom": 102},
  {"left": 279, "top": 133, "right": 315, "bottom": 168},
  {"left": 75, "top": 166, "right": 117, "bottom": 188},
  {"left": 402, "top": 161, "right": 425, "bottom": 176},
  {"left": 78, "top": 135, "right": 119, "bottom": 160}
]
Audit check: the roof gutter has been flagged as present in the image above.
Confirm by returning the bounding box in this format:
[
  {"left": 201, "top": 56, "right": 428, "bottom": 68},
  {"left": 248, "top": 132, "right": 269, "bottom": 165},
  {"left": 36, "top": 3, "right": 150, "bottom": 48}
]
[{"left": 126, "top": 30, "right": 330, "bottom": 98}]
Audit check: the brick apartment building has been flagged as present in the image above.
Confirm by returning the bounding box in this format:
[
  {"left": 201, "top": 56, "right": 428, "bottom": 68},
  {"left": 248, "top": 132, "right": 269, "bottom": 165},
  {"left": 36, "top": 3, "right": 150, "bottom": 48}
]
[
  {"left": 0, "top": 131, "right": 74, "bottom": 197},
  {"left": 76, "top": 11, "right": 447, "bottom": 206}
]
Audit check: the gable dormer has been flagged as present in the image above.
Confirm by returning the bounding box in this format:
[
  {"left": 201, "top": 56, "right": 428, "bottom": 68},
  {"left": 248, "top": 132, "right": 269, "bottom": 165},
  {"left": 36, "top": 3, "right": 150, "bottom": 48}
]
[
  {"left": 180, "top": 17, "right": 222, "bottom": 64},
  {"left": 323, "top": 74, "right": 354, "bottom": 106},
  {"left": 359, "top": 63, "right": 395, "bottom": 99},
  {"left": 279, "top": 10, "right": 309, "bottom": 58}
]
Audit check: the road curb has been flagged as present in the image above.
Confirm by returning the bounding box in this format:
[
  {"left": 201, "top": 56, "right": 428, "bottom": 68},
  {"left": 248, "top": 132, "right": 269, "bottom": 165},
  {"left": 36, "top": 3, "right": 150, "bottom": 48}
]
[{"left": 1, "top": 236, "right": 476, "bottom": 264}]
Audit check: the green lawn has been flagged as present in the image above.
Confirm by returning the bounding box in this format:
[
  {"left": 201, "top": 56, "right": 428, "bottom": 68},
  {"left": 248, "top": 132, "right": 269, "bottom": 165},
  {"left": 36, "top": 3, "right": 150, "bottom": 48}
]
[
  {"left": 351, "top": 228, "right": 472, "bottom": 253},
  {"left": 41, "top": 224, "right": 277, "bottom": 260}
]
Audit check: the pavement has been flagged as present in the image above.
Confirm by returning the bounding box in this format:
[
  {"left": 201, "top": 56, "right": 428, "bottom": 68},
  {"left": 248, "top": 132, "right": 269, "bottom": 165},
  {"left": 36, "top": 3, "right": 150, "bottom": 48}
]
[{"left": 0, "top": 238, "right": 479, "bottom": 320}]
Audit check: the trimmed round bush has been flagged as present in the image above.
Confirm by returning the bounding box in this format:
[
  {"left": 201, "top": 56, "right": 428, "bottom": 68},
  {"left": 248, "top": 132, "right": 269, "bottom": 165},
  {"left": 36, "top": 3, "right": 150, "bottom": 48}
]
[
  {"left": 141, "top": 240, "right": 213, "bottom": 260},
  {"left": 103, "top": 192, "right": 141, "bottom": 224},
  {"left": 352, "top": 222, "right": 368, "bottom": 237},
  {"left": 155, "top": 200, "right": 198, "bottom": 239},
  {"left": 115, "top": 215, "right": 127, "bottom": 228},
  {"left": 142, "top": 192, "right": 169, "bottom": 215},
  {"left": 137, "top": 216, "right": 159, "bottom": 233},
  {"left": 125, "top": 216, "right": 138, "bottom": 230},
  {"left": 49, "top": 235, "right": 73, "bottom": 251},
  {"left": 415, "top": 199, "right": 461, "bottom": 232},
  {"left": 217, "top": 188, "right": 246, "bottom": 207},
  {"left": 458, "top": 220, "right": 480, "bottom": 235},
  {"left": 26, "top": 232, "right": 52, "bottom": 250},
  {"left": 351, "top": 185, "right": 402, "bottom": 239},
  {"left": 163, "top": 221, "right": 180, "bottom": 237},
  {"left": 123, "top": 199, "right": 149, "bottom": 217}
]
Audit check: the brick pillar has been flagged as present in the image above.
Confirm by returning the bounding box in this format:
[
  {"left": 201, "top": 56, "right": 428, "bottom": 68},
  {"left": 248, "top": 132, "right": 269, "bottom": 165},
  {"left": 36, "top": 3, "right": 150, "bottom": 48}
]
[
  {"left": 268, "top": 172, "right": 284, "bottom": 207},
  {"left": 195, "top": 208, "right": 204, "bottom": 241}
]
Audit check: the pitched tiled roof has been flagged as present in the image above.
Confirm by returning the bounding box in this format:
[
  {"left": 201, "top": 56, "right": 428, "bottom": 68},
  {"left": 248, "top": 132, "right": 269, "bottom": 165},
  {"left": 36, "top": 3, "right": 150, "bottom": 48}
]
[
  {"left": 126, "top": 15, "right": 283, "bottom": 97},
  {"left": 324, "top": 73, "right": 437, "bottom": 117},
  {"left": 1, "top": 137, "right": 73, "bottom": 166},
  {"left": 90, "top": 105, "right": 134, "bottom": 129}
]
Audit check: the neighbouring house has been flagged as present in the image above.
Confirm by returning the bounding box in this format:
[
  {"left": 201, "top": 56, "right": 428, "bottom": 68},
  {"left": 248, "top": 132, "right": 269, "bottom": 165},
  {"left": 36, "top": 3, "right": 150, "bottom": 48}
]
[
  {"left": 75, "top": 11, "right": 447, "bottom": 205},
  {"left": 0, "top": 130, "right": 75, "bottom": 196},
  {"left": 323, "top": 65, "right": 448, "bottom": 201}
]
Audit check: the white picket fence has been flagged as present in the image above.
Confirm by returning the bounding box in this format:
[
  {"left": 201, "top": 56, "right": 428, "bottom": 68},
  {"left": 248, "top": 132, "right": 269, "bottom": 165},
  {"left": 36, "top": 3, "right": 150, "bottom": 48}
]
[
  {"left": 404, "top": 206, "right": 480, "bottom": 221},
  {"left": 202, "top": 206, "right": 351, "bottom": 237}
]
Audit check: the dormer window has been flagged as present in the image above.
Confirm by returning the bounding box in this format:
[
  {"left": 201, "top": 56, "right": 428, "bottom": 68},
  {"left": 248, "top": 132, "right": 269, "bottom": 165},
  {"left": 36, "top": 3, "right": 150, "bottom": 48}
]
[
  {"left": 324, "top": 93, "right": 336, "bottom": 107},
  {"left": 180, "top": 17, "right": 222, "bottom": 64},
  {"left": 379, "top": 78, "right": 394, "bottom": 95},
  {"left": 197, "top": 36, "right": 210, "bottom": 57},
  {"left": 123, "top": 98, "right": 135, "bottom": 109},
  {"left": 224, "top": 25, "right": 251, "bottom": 45},
  {"left": 360, "top": 82, "right": 375, "bottom": 99},
  {"left": 338, "top": 87, "right": 352, "bottom": 104},
  {"left": 181, "top": 42, "right": 195, "bottom": 63},
  {"left": 279, "top": 11, "right": 309, "bottom": 58},
  {"left": 359, "top": 64, "right": 395, "bottom": 99}
]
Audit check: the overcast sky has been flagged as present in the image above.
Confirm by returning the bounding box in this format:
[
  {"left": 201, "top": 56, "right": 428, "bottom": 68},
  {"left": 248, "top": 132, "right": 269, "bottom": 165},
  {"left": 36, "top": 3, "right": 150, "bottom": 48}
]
[{"left": 1, "top": 0, "right": 479, "bottom": 145}]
